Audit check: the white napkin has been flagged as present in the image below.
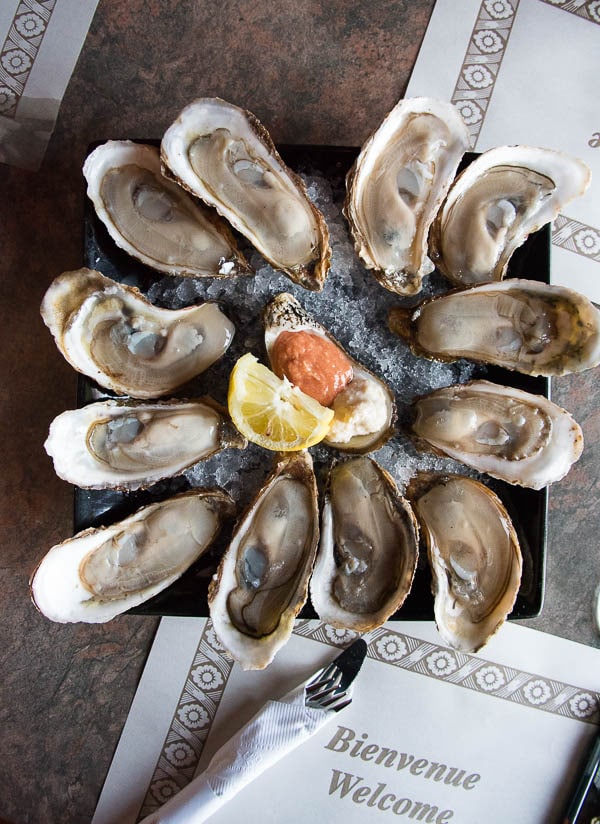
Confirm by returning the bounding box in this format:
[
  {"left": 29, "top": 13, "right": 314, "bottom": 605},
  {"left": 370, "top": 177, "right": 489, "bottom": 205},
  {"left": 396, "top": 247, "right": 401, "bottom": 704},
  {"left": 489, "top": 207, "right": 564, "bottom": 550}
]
[
  {"left": 0, "top": 0, "right": 99, "bottom": 171},
  {"left": 137, "top": 680, "right": 337, "bottom": 824}
]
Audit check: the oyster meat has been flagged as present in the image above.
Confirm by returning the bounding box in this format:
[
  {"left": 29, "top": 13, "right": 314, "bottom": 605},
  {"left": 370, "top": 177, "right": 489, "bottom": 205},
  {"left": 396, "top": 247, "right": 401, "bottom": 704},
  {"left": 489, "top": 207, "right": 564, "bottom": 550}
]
[
  {"left": 344, "top": 97, "right": 469, "bottom": 295},
  {"left": 409, "top": 380, "right": 583, "bottom": 490},
  {"left": 31, "top": 489, "right": 234, "bottom": 623},
  {"left": 161, "top": 98, "right": 331, "bottom": 291},
  {"left": 83, "top": 140, "right": 251, "bottom": 278},
  {"left": 408, "top": 474, "right": 522, "bottom": 652},
  {"left": 41, "top": 268, "right": 234, "bottom": 397},
  {"left": 310, "top": 457, "right": 419, "bottom": 632},
  {"left": 263, "top": 292, "right": 395, "bottom": 453},
  {"left": 388, "top": 278, "right": 600, "bottom": 376},
  {"left": 45, "top": 398, "right": 247, "bottom": 490},
  {"left": 430, "top": 145, "right": 591, "bottom": 286},
  {"left": 209, "top": 451, "right": 319, "bottom": 669}
]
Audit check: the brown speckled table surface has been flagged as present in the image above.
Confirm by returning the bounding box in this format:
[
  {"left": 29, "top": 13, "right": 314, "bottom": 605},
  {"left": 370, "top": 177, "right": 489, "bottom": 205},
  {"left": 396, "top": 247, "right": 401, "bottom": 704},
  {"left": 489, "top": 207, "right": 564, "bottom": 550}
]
[{"left": 1, "top": 2, "right": 598, "bottom": 822}]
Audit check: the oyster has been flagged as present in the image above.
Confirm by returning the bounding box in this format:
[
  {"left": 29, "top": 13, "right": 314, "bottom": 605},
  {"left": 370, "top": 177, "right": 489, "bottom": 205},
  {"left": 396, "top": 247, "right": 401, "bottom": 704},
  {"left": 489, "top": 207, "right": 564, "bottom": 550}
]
[
  {"left": 45, "top": 398, "right": 247, "bottom": 490},
  {"left": 344, "top": 97, "right": 469, "bottom": 295},
  {"left": 30, "top": 489, "right": 234, "bottom": 623},
  {"left": 83, "top": 140, "right": 251, "bottom": 278},
  {"left": 310, "top": 457, "right": 419, "bottom": 632},
  {"left": 161, "top": 98, "right": 331, "bottom": 291},
  {"left": 408, "top": 474, "right": 522, "bottom": 652},
  {"left": 263, "top": 292, "right": 395, "bottom": 453},
  {"left": 409, "top": 380, "right": 583, "bottom": 490},
  {"left": 430, "top": 146, "right": 591, "bottom": 286},
  {"left": 41, "top": 268, "right": 234, "bottom": 397},
  {"left": 388, "top": 278, "right": 600, "bottom": 377},
  {"left": 209, "top": 451, "right": 319, "bottom": 670}
]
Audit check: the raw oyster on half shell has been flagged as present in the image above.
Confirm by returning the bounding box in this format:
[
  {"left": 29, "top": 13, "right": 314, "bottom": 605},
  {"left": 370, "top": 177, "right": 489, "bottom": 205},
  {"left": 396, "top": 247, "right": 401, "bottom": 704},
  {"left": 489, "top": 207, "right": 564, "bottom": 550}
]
[
  {"left": 345, "top": 97, "right": 469, "bottom": 295},
  {"left": 41, "top": 268, "right": 234, "bottom": 397},
  {"left": 83, "top": 140, "right": 251, "bottom": 278},
  {"left": 161, "top": 98, "right": 331, "bottom": 291},
  {"left": 388, "top": 278, "right": 600, "bottom": 377},
  {"left": 408, "top": 474, "right": 522, "bottom": 652},
  {"left": 409, "top": 380, "right": 583, "bottom": 490},
  {"left": 263, "top": 292, "right": 396, "bottom": 453},
  {"left": 45, "top": 398, "right": 247, "bottom": 490},
  {"left": 31, "top": 489, "right": 234, "bottom": 623},
  {"left": 430, "top": 145, "right": 591, "bottom": 286},
  {"left": 208, "top": 451, "right": 319, "bottom": 670},
  {"left": 310, "top": 457, "right": 419, "bottom": 632}
]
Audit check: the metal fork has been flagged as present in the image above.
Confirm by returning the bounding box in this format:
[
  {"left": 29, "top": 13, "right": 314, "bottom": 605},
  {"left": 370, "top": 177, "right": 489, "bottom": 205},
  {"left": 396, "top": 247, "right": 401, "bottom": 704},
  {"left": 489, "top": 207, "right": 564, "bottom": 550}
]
[{"left": 304, "top": 638, "right": 367, "bottom": 713}]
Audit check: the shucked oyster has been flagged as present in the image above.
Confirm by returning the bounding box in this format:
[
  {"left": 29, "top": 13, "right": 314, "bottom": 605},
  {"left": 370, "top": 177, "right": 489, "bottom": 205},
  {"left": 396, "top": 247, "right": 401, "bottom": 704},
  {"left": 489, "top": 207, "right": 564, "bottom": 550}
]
[
  {"left": 345, "top": 97, "right": 469, "bottom": 295},
  {"left": 310, "top": 457, "right": 419, "bottom": 632},
  {"left": 209, "top": 451, "right": 319, "bottom": 670},
  {"left": 161, "top": 98, "right": 331, "bottom": 291},
  {"left": 409, "top": 380, "right": 583, "bottom": 490},
  {"left": 41, "top": 268, "right": 234, "bottom": 397},
  {"left": 430, "top": 145, "right": 591, "bottom": 286},
  {"left": 45, "top": 398, "right": 247, "bottom": 490},
  {"left": 83, "top": 140, "right": 251, "bottom": 278},
  {"left": 263, "top": 292, "right": 395, "bottom": 453},
  {"left": 31, "top": 489, "right": 234, "bottom": 623},
  {"left": 388, "top": 278, "right": 600, "bottom": 377},
  {"left": 408, "top": 474, "right": 522, "bottom": 652}
]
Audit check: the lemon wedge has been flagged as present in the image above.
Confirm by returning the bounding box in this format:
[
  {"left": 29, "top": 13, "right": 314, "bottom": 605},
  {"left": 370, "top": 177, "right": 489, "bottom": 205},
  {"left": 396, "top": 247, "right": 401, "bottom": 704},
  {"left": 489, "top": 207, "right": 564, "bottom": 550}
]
[{"left": 228, "top": 353, "right": 334, "bottom": 451}]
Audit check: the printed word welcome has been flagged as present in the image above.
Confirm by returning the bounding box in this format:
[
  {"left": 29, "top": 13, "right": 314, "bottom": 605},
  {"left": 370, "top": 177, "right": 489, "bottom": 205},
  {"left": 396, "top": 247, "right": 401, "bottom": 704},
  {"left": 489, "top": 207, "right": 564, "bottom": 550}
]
[{"left": 329, "top": 770, "right": 454, "bottom": 822}]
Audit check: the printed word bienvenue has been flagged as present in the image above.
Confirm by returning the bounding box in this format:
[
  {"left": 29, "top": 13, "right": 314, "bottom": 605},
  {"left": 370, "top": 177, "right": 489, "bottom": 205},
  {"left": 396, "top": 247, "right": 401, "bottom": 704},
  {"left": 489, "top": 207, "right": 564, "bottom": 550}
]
[
  {"left": 325, "top": 726, "right": 481, "bottom": 791},
  {"left": 329, "top": 770, "right": 454, "bottom": 822}
]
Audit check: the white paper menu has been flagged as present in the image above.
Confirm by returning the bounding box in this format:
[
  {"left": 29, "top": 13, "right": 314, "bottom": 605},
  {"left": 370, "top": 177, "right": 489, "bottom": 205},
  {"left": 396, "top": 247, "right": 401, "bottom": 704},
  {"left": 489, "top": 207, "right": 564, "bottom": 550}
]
[
  {"left": 93, "top": 618, "right": 599, "bottom": 824},
  {"left": 406, "top": 0, "right": 600, "bottom": 303}
]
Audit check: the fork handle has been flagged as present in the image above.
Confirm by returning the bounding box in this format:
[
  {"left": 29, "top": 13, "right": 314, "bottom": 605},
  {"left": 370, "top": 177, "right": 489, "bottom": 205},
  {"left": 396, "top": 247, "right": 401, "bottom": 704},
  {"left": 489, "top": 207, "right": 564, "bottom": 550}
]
[{"left": 139, "top": 690, "right": 334, "bottom": 823}]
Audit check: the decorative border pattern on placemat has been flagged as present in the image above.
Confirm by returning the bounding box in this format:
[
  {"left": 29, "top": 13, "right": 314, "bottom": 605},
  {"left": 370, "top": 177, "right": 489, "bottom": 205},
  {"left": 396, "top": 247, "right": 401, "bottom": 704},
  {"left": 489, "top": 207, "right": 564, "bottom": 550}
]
[
  {"left": 538, "top": 0, "right": 600, "bottom": 25},
  {"left": 552, "top": 214, "right": 600, "bottom": 262},
  {"left": 450, "top": 0, "right": 520, "bottom": 149},
  {"left": 0, "top": 0, "right": 56, "bottom": 118},
  {"left": 136, "top": 622, "right": 236, "bottom": 822},
  {"left": 135, "top": 620, "right": 599, "bottom": 821}
]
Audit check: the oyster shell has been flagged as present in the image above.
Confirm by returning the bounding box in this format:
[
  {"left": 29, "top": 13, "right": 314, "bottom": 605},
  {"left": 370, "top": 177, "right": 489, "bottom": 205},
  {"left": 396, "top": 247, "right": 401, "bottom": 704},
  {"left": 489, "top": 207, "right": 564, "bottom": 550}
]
[
  {"left": 409, "top": 380, "right": 583, "bottom": 490},
  {"left": 310, "top": 457, "right": 419, "bottom": 632},
  {"left": 388, "top": 278, "right": 600, "bottom": 377},
  {"left": 45, "top": 398, "right": 247, "bottom": 490},
  {"left": 263, "top": 292, "right": 395, "bottom": 453},
  {"left": 30, "top": 489, "right": 234, "bottom": 623},
  {"left": 41, "top": 268, "right": 234, "bottom": 397},
  {"left": 408, "top": 474, "right": 522, "bottom": 652},
  {"left": 83, "top": 140, "right": 251, "bottom": 278},
  {"left": 430, "top": 146, "right": 591, "bottom": 286},
  {"left": 208, "top": 451, "right": 319, "bottom": 669},
  {"left": 344, "top": 97, "right": 469, "bottom": 295},
  {"left": 161, "top": 98, "right": 331, "bottom": 291}
]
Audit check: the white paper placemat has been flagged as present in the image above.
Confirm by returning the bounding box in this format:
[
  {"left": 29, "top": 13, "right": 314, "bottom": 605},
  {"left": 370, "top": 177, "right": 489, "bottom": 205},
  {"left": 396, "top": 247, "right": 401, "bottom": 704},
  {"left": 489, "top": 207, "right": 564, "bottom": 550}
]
[
  {"left": 0, "top": 0, "right": 99, "bottom": 171},
  {"left": 93, "top": 618, "right": 600, "bottom": 824},
  {"left": 406, "top": 0, "right": 600, "bottom": 303}
]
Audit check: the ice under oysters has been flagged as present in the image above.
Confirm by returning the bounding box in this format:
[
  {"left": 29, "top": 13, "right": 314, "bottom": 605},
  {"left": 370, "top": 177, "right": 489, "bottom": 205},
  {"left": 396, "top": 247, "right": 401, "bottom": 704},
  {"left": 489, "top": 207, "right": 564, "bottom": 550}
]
[
  {"left": 409, "top": 474, "right": 522, "bottom": 653},
  {"left": 161, "top": 98, "right": 331, "bottom": 291},
  {"left": 208, "top": 451, "right": 319, "bottom": 670},
  {"left": 45, "top": 398, "right": 247, "bottom": 490},
  {"left": 310, "top": 457, "right": 419, "bottom": 632},
  {"left": 83, "top": 140, "right": 251, "bottom": 278},
  {"left": 41, "top": 268, "right": 234, "bottom": 397},
  {"left": 31, "top": 489, "right": 234, "bottom": 623}
]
